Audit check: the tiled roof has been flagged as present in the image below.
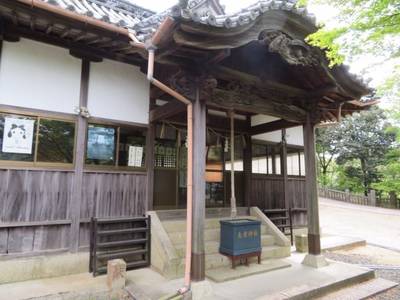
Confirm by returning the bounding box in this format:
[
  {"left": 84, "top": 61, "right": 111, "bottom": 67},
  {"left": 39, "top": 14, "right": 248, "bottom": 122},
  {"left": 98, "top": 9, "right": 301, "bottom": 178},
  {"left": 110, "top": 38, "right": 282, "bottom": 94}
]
[
  {"left": 44, "top": 0, "right": 155, "bottom": 28},
  {"left": 179, "top": 0, "right": 316, "bottom": 28},
  {"left": 42, "top": 0, "right": 317, "bottom": 42},
  {"left": 38, "top": 0, "right": 369, "bottom": 92}
]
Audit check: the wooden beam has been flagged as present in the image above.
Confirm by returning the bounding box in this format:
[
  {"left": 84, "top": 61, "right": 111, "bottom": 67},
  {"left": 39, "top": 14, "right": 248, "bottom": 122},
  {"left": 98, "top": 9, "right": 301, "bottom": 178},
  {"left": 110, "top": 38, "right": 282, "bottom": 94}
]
[
  {"left": 69, "top": 49, "right": 103, "bottom": 63},
  {"left": 251, "top": 119, "right": 299, "bottom": 136},
  {"left": 164, "top": 111, "right": 249, "bottom": 133},
  {"left": 213, "top": 66, "right": 308, "bottom": 99},
  {"left": 213, "top": 67, "right": 341, "bottom": 105},
  {"left": 208, "top": 88, "right": 306, "bottom": 123},
  {"left": 149, "top": 100, "right": 186, "bottom": 123},
  {"left": 70, "top": 59, "right": 90, "bottom": 252}
]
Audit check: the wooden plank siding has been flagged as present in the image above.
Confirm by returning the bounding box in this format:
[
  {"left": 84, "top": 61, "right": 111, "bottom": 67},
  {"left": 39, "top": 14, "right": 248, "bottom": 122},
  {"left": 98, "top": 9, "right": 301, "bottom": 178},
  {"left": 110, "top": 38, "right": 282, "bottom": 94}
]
[
  {"left": 250, "top": 174, "right": 306, "bottom": 227},
  {"left": 0, "top": 169, "right": 147, "bottom": 255}
]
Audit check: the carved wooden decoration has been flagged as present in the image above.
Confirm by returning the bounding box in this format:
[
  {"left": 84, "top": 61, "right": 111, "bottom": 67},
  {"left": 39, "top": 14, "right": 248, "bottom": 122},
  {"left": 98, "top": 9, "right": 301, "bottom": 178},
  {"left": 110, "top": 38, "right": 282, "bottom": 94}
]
[{"left": 258, "top": 30, "right": 320, "bottom": 67}]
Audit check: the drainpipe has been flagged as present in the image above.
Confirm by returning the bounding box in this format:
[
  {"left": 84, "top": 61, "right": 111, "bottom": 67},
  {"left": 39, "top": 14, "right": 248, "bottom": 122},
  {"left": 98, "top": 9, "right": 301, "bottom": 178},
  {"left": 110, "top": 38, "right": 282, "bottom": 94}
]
[
  {"left": 229, "top": 110, "right": 237, "bottom": 218},
  {"left": 130, "top": 18, "right": 193, "bottom": 295},
  {"left": 17, "top": 0, "right": 192, "bottom": 292}
]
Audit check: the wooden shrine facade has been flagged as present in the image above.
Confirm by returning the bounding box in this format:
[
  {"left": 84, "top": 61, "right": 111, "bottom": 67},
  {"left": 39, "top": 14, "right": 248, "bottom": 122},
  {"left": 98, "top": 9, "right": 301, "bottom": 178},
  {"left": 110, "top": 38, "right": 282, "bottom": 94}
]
[{"left": 0, "top": 0, "right": 375, "bottom": 274}]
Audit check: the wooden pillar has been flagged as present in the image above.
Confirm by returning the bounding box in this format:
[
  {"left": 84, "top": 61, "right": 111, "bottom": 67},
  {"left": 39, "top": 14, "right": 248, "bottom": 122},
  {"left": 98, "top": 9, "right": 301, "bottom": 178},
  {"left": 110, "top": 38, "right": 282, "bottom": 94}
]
[
  {"left": 271, "top": 147, "right": 276, "bottom": 175},
  {"left": 0, "top": 38, "right": 2, "bottom": 71},
  {"left": 191, "top": 86, "right": 206, "bottom": 281},
  {"left": 229, "top": 110, "right": 237, "bottom": 218},
  {"left": 281, "top": 129, "right": 289, "bottom": 210},
  {"left": 303, "top": 113, "right": 321, "bottom": 255},
  {"left": 0, "top": 19, "right": 4, "bottom": 69},
  {"left": 70, "top": 59, "right": 90, "bottom": 252},
  {"left": 243, "top": 117, "right": 252, "bottom": 210},
  {"left": 146, "top": 98, "right": 156, "bottom": 211},
  {"left": 298, "top": 151, "right": 302, "bottom": 176}
]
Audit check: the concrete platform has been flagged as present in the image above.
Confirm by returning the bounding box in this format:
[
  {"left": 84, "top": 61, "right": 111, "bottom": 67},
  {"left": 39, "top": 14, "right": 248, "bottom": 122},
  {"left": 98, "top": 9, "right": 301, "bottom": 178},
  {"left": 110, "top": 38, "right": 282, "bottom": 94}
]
[
  {"left": 2, "top": 252, "right": 396, "bottom": 300},
  {"left": 206, "top": 259, "right": 291, "bottom": 283},
  {"left": 322, "top": 235, "right": 366, "bottom": 252},
  {"left": 315, "top": 277, "right": 398, "bottom": 300}
]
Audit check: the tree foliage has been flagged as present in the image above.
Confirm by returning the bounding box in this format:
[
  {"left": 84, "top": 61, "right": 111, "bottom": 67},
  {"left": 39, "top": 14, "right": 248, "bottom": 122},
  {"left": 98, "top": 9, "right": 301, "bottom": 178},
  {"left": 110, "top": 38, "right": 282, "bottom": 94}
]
[
  {"left": 300, "top": 0, "right": 400, "bottom": 65},
  {"left": 316, "top": 108, "right": 396, "bottom": 194},
  {"left": 316, "top": 126, "right": 340, "bottom": 186}
]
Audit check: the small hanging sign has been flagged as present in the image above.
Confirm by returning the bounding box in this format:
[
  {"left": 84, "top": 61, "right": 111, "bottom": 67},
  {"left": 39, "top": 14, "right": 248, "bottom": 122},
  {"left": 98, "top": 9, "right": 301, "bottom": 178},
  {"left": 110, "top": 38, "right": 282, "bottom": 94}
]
[{"left": 2, "top": 117, "right": 35, "bottom": 154}]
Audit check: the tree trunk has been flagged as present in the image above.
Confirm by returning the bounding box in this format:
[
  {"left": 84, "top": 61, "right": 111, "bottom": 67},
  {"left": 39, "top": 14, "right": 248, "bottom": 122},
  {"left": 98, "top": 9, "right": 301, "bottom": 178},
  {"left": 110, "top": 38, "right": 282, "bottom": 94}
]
[
  {"left": 321, "top": 165, "right": 328, "bottom": 187},
  {"left": 360, "top": 159, "right": 369, "bottom": 196},
  {"left": 389, "top": 191, "right": 397, "bottom": 209}
]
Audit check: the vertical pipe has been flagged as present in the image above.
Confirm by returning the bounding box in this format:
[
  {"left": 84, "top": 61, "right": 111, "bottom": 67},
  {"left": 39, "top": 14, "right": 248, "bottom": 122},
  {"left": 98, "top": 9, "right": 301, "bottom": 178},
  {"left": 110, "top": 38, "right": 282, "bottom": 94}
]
[
  {"left": 230, "top": 110, "right": 237, "bottom": 218},
  {"left": 143, "top": 41, "right": 193, "bottom": 293}
]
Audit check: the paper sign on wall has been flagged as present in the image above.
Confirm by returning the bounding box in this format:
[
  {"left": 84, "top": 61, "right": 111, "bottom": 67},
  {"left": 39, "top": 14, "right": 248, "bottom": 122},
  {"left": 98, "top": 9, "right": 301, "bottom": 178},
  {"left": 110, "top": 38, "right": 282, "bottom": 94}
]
[
  {"left": 2, "top": 117, "right": 35, "bottom": 154},
  {"left": 128, "top": 146, "right": 143, "bottom": 167}
]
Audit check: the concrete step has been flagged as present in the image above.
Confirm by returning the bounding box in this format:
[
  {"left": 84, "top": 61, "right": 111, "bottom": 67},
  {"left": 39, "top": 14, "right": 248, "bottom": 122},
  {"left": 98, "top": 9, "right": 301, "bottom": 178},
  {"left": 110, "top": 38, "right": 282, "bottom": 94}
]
[
  {"left": 162, "top": 216, "right": 259, "bottom": 233},
  {"left": 167, "top": 226, "right": 269, "bottom": 245},
  {"left": 206, "top": 259, "right": 291, "bottom": 283},
  {"left": 174, "top": 235, "right": 276, "bottom": 257},
  {"left": 315, "top": 277, "right": 398, "bottom": 299},
  {"left": 205, "top": 246, "right": 290, "bottom": 269},
  {"left": 176, "top": 246, "right": 291, "bottom": 271}
]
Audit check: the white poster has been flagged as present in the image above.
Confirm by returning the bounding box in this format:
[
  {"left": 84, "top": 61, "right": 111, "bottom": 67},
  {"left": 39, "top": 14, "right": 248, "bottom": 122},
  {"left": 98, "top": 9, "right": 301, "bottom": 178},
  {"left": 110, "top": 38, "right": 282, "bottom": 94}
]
[
  {"left": 2, "top": 117, "right": 35, "bottom": 154},
  {"left": 128, "top": 146, "right": 144, "bottom": 167}
]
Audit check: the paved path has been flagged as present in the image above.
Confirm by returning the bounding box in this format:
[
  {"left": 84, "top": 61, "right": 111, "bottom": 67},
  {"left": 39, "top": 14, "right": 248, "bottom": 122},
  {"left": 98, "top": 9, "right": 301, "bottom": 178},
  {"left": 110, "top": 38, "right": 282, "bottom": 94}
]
[{"left": 319, "top": 198, "right": 400, "bottom": 251}]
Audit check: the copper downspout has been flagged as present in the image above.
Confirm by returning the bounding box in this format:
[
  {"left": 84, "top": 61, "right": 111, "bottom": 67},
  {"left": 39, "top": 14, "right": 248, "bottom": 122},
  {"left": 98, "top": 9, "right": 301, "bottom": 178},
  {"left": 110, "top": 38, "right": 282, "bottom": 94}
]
[
  {"left": 19, "top": 1, "right": 193, "bottom": 291},
  {"left": 141, "top": 19, "right": 194, "bottom": 295}
]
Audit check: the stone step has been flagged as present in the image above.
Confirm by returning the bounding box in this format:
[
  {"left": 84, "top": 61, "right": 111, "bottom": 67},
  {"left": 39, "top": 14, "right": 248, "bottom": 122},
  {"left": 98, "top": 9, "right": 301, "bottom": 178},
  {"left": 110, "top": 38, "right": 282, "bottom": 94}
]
[
  {"left": 176, "top": 246, "right": 291, "bottom": 271},
  {"left": 206, "top": 259, "right": 291, "bottom": 283},
  {"left": 167, "top": 226, "right": 269, "bottom": 245},
  {"left": 162, "top": 216, "right": 259, "bottom": 233},
  {"left": 174, "top": 235, "right": 276, "bottom": 257},
  {"left": 315, "top": 277, "right": 398, "bottom": 300}
]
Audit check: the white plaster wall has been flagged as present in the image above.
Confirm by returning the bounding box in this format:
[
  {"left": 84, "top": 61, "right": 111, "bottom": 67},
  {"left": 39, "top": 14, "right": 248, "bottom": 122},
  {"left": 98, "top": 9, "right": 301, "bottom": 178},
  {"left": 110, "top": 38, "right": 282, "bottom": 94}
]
[
  {"left": 286, "top": 126, "right": 304, "bottom": 146},
  {"left": 0, "top": 39, "right": 81, "bottom": 114},
  {"left": 251, "top": 114, "right": 280, "bottom": 126},
  {"left": 88, "top": 59, "right": 149, "bottom": 124},
  {"left": 251, "top": 114, "right": 304, "bottom": 146}
]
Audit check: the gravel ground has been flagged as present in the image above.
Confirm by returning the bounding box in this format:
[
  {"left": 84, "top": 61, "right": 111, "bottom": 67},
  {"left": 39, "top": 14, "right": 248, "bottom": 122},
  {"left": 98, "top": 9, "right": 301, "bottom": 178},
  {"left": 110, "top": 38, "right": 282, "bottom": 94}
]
[{"left": 324, "top": 246, "right": 400, "bottom": 300}]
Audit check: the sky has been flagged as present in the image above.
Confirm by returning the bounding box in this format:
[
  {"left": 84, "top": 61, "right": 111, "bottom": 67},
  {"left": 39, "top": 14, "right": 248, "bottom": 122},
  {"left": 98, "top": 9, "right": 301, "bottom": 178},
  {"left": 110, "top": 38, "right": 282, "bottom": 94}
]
[{"left": 129, "top": 0, "right": 394, "bottom": 107}]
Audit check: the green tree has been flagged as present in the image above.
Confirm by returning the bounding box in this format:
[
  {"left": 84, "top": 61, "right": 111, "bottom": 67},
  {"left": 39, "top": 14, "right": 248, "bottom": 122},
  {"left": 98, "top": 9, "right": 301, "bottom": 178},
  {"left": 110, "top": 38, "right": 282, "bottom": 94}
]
[
  {"left": 316, "top": 108, "right": 396, "bottom": 194},
  {"left": 316, "top": 126, "right": 340, "bottom": 186},
  {"left": 299, "top": 0, "right": 400, "bottom": 65},
  {"left": 299, "top": 0, "right": 400, "bottom": 96},
  {"left": 335, "top": 108, "right": 395, "bottom": 195}
]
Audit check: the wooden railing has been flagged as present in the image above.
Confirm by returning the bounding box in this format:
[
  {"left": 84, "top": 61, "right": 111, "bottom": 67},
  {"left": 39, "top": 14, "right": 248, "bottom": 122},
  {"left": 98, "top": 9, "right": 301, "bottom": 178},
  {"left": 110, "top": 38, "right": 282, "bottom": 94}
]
[{"left": 318, "top": 187, "right": 373, "bottom": 206}]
